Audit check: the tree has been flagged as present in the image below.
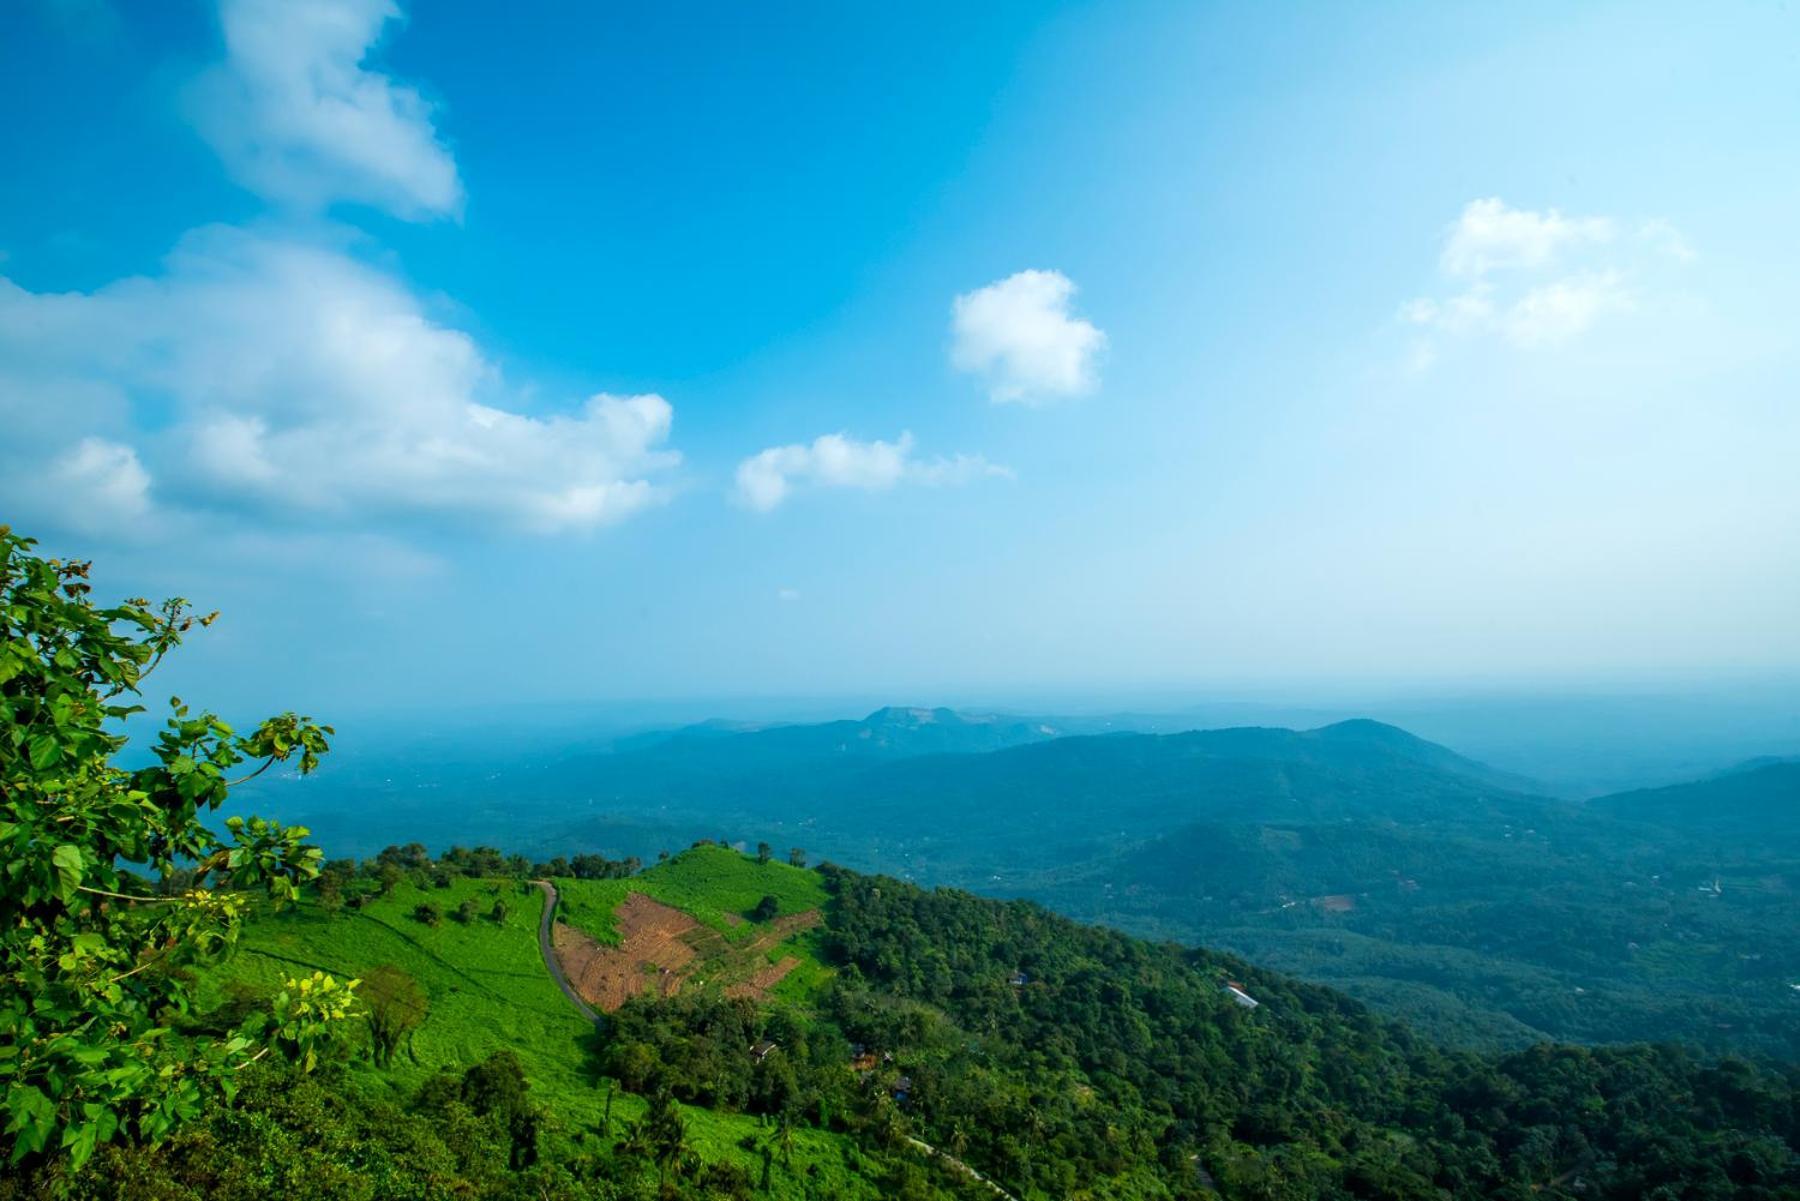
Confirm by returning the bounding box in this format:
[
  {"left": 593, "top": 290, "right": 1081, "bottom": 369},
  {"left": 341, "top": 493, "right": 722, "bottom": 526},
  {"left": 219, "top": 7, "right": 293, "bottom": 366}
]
[
  {"left": 0, "top": 527, "right": 348, "bottom": 1170},
  {"left": 413, "top": 902, "right": 442, "bottom": 927},
  {"left": 362, "top": 964, "right": 428, "bottom": 1069},
  {"left": 636, "top": 1085, "right": 688, "bottom": 1190},
  {"left": 489, "top": 898, "right": 509, "bottom": 923},
  {"left": 788, "top": 847, "right": 806, "bottom": 868},
  {"left": 756, "top": 841, "right": 772, "bottom": 865},
  {"left": 751, "top": 894, "right": 781, "bottom": 923},
  {"left": 454, "top": 896, "right": 481, "bottom": 924},
  {"left": 459, "top": 1051, "right": 540, "bottom": 1170},
  {"left": 376, "top": 842, "right": 431, "bottom": 871}
]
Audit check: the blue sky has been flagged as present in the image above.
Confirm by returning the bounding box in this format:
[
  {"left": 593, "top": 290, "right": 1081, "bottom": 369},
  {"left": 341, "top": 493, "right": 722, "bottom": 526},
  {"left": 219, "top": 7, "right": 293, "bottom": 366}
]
[{"left": 2, "top": 0, "right": 1797, "bottom": 719}]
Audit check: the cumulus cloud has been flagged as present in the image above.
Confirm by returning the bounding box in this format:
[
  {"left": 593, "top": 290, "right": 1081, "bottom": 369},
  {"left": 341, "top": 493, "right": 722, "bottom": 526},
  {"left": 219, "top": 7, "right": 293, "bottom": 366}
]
[
  {"left": 1401, "top": 198, "right": 1688, "bottom": 361},
  {"left": 733, "top": 432, "right": 1009, "bottom": 512},
  {"left": 951, "top": 270, "right": 1105, "bottom": 403},
  {"left": 192, "top": 0, "right": 462, "bottom": 219},
  {"left": 0, "top": 226, "right": 680, "bottom": 536}
]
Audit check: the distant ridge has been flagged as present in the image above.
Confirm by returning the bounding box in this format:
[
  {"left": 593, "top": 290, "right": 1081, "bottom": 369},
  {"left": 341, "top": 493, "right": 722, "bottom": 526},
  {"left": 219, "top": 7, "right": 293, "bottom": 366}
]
[
  {"left": 594, "top": 705, "right": 1064, "bottom": 769},
  {"left": 1588, "top": 758, "right": 1799, "bottom": 834}
]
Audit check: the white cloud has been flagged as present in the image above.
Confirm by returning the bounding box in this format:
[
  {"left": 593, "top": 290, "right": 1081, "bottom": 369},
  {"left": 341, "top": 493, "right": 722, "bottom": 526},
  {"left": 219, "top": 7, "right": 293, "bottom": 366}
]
[
  {"left": 193, "top": 0, "right": 462, "bottom": 219},
  {"left": 0, "top": 226, "right": 680, "bottom": 536},
  {"left": 1401, "top": 199, "right": 1687, "bottom": 363},
  {"left": 1502, "top": 272, "right": 1632, "bottom": 347},
  {"left": 733, "top": 432, "right": 1010, "bottom": 512},
  {"left": 46, "top": 438, "right": 152, "bottom": 535},
  {"left": 777, "top": 587, "right": 801, "bottom": 602},
  {"left": 951, "top": 269, "right": 1105, "bottom": 404},
  {"left": 1440, "top": 198, "right": 1613, "bottom": 279}
]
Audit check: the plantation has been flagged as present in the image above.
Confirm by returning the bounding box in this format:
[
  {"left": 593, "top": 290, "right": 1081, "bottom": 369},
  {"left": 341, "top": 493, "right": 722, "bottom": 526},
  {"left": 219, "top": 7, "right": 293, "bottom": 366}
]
[{"left": 198, "top": 852, "right": 890, "bottom": 1199}]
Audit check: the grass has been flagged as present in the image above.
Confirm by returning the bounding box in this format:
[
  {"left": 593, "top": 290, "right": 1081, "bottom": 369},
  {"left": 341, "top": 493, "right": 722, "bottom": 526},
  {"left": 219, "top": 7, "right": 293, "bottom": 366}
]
[
  {"left": 208, "top": 848, "right": 879, "bottom": 1199},
  {"left": 207, "top": 875, "right": 594, "bottom": 1109},
  {"left": 554, "top": 844, "right": 831, "bottom": 945}
]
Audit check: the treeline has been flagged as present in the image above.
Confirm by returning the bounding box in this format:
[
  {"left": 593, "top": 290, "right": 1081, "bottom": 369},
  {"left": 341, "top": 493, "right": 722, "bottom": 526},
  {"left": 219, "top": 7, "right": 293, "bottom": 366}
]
[
  {"left": 301, "top": 843, "right": 648, "bottom": 913},
  {"left": 316, "top": 839, "right": 795, "bottom": 899},
  {"left": 6, "top": 1054, "right": 784, "bottom": 1201}
]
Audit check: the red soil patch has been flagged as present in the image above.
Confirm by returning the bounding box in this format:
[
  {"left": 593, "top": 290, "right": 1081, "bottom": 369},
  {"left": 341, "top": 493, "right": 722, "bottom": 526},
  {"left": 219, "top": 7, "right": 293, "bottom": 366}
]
[
  {"left": 553, "top": 893, "right": 700, "bottom": 1012},
  {"left": 726, "top": 955, "right": 801, "bottom": 1000},
  {"left": 552, "top": 897, "right": 823, "bottom": 1012},
  {"left": 1312, "top": 893, "right": 1356, "bottom": 913}
]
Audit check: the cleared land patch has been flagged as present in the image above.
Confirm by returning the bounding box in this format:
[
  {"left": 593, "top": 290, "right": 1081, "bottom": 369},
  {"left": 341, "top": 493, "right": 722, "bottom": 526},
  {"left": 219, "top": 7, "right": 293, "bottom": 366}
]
[{"left": 554, "top": 886, "right": 824, "bottom": 1010}]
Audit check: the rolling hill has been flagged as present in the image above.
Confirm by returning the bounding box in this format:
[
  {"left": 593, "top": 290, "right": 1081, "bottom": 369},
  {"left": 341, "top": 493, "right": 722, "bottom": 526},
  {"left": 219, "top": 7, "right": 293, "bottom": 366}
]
[
  {"left": 244, "top": 710, "right": 1800, "bottom": 1058},
  {"left": 121, "top": 845, "right": 1793, "bottom": 1201}
]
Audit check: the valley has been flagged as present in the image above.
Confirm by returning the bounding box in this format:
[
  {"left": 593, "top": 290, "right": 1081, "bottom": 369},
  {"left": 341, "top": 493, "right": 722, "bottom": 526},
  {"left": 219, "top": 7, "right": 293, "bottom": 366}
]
[{"left": 245, "top": 708, "right": 1800, "bottom": 1060}]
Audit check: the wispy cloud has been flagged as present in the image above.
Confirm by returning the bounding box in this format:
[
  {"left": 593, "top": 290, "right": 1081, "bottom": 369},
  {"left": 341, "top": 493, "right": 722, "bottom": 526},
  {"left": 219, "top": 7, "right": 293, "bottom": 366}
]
[
  {"left": 1400, "top": 198, "right": 1691, "bottom": 363},
  {"left": 192, "top": 0, "right": 462, "bottom": 219},
  {"left": 733, "top": 432, "right": 1010, "bottom": 512},
  {"left": 951, "top": 269, "right": 1106, "bottom": 404}
]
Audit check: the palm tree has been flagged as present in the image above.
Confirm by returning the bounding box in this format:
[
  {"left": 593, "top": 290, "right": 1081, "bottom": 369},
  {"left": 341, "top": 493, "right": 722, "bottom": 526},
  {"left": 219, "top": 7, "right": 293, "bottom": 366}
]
[
  {"left": 626, "top": 1087, "right": 688, "bottom": 1191},
  {"left": 949, "top": 1120, "right": 969, "bottom": 1161},
  {"left": 777, "top": 1105, "right": 796, "bottom": 1167}
]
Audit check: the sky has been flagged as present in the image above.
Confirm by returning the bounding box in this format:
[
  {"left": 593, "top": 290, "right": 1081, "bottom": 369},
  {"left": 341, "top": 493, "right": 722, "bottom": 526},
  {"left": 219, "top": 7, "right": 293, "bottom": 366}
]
[{"left": 2, "top": 0, "right": 1798, "bottom": 722}]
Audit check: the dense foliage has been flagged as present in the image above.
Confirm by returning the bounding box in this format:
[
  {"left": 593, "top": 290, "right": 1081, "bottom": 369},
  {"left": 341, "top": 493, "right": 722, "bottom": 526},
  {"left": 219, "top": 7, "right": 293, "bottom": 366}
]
[
  {"left": 0, "top": 528, "right": 345, "bottom": 1172},
  {"left": 812, "top": 866, "right": 1799, "bottom": 1199},
  {"left": 259, "top": 710, "right": 1799, "bottom": 1058},
  {"left": 4, "top": 1056, "right": 711, "bottom": 1201}
]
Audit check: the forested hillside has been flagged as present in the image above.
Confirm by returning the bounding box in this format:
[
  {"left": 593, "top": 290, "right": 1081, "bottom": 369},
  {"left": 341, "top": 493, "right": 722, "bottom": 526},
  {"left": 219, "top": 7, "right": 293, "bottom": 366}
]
[
  {"left": 245, "top": 708, "right": 1800, "bottom": 1057},
  {"left": 13, "top": 843, "right": 1795, "bottom": 1199},
  {"left": 534, "top": 719, "right": 1800, "bottom": 1056}
]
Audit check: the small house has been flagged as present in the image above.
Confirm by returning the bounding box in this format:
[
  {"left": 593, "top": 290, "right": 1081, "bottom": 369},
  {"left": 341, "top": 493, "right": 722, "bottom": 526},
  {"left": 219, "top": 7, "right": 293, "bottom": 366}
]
[
  {"left": 750, "top": 1039, "right": 778, "bottom": 1063},
  {"left": 1008, "top": 970, "right": 1030, "bottom": 987},
  {"left": 1223, "top": 981, "right": 1259, "bottom": 1009}
]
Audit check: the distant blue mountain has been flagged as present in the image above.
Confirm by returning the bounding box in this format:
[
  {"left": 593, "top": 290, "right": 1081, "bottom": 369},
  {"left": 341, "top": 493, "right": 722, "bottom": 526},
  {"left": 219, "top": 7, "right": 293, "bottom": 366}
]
[{"left": 1588, "top": 758, "right": 1799, "bottom": 834}]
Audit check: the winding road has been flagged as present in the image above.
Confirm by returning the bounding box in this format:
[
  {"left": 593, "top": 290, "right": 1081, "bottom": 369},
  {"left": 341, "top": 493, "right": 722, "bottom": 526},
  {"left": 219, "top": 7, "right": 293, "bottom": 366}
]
[{"left": 532, "top": 880, "right": 599, "bottom": 1023}]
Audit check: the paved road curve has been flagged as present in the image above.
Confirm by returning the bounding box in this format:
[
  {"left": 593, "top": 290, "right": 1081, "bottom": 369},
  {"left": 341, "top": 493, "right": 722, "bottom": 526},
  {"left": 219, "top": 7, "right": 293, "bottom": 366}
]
[{"left": 532, "top": 880, "right": 599, "bottom": 1023}]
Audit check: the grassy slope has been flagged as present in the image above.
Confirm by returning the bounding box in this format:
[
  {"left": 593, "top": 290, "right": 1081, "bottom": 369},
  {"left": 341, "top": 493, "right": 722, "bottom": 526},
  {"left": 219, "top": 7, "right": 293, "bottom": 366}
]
[{"left": 211, "top": 851, "right": 882, "bottom": 1200}]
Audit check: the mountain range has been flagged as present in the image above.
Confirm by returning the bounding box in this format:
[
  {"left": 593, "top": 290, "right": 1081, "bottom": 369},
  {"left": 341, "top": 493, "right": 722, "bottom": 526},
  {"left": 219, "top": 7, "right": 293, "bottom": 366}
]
[{"left": 247, "top": 706, "right": 1799, "bottom": 1058}]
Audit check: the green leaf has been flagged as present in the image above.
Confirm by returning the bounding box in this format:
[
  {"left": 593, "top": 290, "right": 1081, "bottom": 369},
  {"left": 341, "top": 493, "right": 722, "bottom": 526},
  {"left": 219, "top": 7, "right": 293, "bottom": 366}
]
[
  {"left": 26, "top": 733, "right": 61, "bottom": 771},
  {"left": 51, "top": 844, "right": 83, "bottom": 900}
]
